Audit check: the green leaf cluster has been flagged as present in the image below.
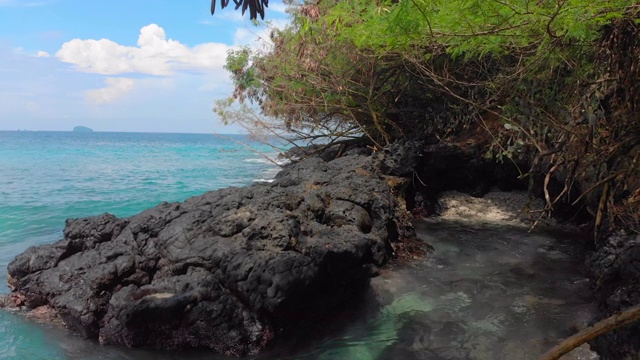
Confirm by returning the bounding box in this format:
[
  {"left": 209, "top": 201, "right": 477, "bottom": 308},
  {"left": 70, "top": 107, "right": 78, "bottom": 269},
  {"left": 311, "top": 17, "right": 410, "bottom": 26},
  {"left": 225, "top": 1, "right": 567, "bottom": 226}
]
[
  {"left": 217, "top": 0, "right": 640, "bottom": 232},
  {"left": 223, "top": 0, "right": 634, "bottom": 141}
]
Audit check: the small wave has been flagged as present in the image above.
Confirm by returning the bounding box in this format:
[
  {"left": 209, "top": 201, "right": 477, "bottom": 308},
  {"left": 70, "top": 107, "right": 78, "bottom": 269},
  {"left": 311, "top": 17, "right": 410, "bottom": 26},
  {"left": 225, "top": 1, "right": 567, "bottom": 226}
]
[
  {"left": 253, "top": 179, "right": 275, "bottom": 183},
  {"left": 243, "top": 158, "right": 271, "bottom": 164},
  {"left": 244, "top": 156, "right": 289, "bottom": 166},
  {"left": 274, "top": 157, "right": 290, "bottom": 166}
]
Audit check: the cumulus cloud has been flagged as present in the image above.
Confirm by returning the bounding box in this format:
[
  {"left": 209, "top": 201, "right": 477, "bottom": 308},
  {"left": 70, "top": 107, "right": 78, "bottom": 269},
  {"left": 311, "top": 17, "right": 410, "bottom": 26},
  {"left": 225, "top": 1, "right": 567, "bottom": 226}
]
[
  {"left": 85, "top": 78, "right": 134, "bottom": 104},
  {"left": 56, "top": 24, "right": 229, "bottom": 76},
  {"left": 36, "top": 50, "right": 50, "bottom": 58}
]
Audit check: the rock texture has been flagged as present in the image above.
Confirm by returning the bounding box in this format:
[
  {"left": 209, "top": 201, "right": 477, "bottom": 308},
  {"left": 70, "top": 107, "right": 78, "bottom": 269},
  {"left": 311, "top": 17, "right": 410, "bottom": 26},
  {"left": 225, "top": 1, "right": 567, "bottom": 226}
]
[
  {"left": 587, "top": 232, "right": 640, "bottom": 359},
  {"left": 4, "top": 149, "right": 418, "bottom": 356}
]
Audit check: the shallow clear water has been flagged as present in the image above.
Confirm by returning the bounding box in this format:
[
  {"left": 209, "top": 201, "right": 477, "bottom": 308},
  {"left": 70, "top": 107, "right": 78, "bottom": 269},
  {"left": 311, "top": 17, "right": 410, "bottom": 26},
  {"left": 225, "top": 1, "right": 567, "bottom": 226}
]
[
  {"left": 0, "top": 131, "right": 596, "bottom": 359},
  {"left": 368, "top": 220, "right": 597, "bottom": 360}
]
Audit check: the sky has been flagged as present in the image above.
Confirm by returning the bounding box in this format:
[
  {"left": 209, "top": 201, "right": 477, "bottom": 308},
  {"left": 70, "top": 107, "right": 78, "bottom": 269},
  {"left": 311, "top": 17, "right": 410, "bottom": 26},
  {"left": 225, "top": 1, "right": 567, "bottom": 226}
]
[{"left": 0, "top": 0, "right": 289, "bottom": 133}]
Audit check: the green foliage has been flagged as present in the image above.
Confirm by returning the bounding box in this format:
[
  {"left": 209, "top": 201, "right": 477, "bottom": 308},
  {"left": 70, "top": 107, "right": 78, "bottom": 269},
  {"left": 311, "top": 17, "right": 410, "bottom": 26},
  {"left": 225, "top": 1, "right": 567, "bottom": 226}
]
[
  {"left": 223, "top": 0, "right": 634, "bottom": 141},
  {"left": 224, "top": 47, "right": 263, "bottom": 103},
  {"left": 341, "top": 0, "right": 631, "bottom": 55},
  {"left": 218, "top": 0, "right": 640, "bottom": 231}
]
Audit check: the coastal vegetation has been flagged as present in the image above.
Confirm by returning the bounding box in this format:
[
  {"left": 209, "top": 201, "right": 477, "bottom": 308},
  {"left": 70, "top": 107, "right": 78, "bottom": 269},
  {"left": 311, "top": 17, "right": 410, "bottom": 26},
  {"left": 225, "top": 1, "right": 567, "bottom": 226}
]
[{"left": 215, "top": 0, "right": 640, "bottom": 240}]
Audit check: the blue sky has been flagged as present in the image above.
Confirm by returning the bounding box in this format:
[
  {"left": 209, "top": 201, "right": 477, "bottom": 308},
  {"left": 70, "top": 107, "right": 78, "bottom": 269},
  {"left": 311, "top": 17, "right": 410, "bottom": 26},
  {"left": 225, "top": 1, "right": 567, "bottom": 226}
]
[{"left": 0, "top": 0, "right": 289, "bottom": 133}]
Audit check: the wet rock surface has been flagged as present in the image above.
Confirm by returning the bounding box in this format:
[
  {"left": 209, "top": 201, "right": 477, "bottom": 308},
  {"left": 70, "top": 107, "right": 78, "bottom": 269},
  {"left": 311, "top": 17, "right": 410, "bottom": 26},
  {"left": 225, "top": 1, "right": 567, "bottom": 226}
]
[
  {"left": 587, "top": 232, "right": 640, "bottom": 359},
  {"left": 3, "top": 149, "right": 417, "bottom": 356}
]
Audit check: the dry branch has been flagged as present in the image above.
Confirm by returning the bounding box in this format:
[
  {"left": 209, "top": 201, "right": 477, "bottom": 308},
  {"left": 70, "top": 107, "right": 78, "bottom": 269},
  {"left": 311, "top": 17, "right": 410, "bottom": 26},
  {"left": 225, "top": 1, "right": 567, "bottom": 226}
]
[{"left": 540, "top": 304, "right": 640, "bottom": 360}]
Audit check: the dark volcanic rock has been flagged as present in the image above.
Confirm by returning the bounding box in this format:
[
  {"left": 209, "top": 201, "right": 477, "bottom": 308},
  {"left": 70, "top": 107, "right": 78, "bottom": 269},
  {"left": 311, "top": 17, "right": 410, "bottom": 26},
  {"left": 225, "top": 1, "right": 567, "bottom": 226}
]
[
  {"left": 377, "top": 140, "right": 425, "bottom": 177},
  {"left": 587, "top": 232, "right": 640, "bottom": 359},
  {"left": 6, "top": 151, "right": 415, "bottom": 356},
  {"left": 416, "top": 144, "right": 527, "bottom": 197}
]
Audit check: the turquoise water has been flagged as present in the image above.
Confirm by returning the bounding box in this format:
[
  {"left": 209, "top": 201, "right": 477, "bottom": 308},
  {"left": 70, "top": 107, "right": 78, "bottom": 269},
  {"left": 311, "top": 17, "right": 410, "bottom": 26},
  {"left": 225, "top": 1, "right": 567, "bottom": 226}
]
[{"left": 0, "top": 131, "right": 283, "bottom": 359}]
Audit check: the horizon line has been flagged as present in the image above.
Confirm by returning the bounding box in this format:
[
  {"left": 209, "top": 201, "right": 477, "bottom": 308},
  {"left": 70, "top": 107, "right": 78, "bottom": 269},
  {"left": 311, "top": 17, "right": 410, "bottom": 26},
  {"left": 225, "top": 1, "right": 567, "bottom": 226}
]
[{"left": 1, "top": 129, "right": 247, "bottom": 136}]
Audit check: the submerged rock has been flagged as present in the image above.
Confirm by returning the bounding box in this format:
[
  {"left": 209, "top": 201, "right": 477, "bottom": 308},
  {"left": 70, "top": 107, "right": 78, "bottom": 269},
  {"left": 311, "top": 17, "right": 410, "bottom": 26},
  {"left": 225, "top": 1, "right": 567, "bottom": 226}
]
[{"left": 3, "top": 149, "right": 418, "bottom": 356}]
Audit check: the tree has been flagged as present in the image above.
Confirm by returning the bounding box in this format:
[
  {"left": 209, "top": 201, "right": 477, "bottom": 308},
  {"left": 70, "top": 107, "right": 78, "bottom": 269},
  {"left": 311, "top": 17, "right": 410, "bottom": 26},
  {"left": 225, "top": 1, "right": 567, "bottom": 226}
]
[{"left": 210, "top": 0, "right": 269, "bottom": 20}]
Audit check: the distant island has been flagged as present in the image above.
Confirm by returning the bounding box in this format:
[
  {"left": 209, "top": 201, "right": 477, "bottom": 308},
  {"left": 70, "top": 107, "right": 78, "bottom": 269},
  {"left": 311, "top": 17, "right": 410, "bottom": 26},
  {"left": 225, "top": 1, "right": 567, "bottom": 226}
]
[{"left": 73, "top": 126, "right": 94, "bottom": 133}]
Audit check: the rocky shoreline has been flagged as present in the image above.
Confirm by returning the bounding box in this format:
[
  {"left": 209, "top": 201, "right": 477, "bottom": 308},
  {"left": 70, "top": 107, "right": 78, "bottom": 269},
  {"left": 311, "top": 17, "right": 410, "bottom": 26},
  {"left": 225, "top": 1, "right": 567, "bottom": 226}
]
[
  {"left": 0, "top": 142, "right": 422, "bottom": 356},
  {"left": 1, "top": 141, "right": 638, "bottom": 358}
]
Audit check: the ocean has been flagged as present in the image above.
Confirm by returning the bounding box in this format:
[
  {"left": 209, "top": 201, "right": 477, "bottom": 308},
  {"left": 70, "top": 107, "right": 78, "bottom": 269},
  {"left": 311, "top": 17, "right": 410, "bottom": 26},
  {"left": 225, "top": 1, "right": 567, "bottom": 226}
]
[{"left": 0, "top": 131, "right": 283, "bottom": 359}]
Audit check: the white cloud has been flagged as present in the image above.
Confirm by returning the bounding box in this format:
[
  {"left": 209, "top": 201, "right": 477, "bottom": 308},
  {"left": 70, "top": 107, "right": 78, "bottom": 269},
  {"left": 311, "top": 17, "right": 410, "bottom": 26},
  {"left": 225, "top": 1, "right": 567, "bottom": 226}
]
[
  {"left": 85, "top": 77, "right": 134, "bottom": 104},
  {"left": 56, "top": 24, "right": 230, "bottom": 76},
  {"left": 12, "top": 47, "right": 52, "bottom": 58}
]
